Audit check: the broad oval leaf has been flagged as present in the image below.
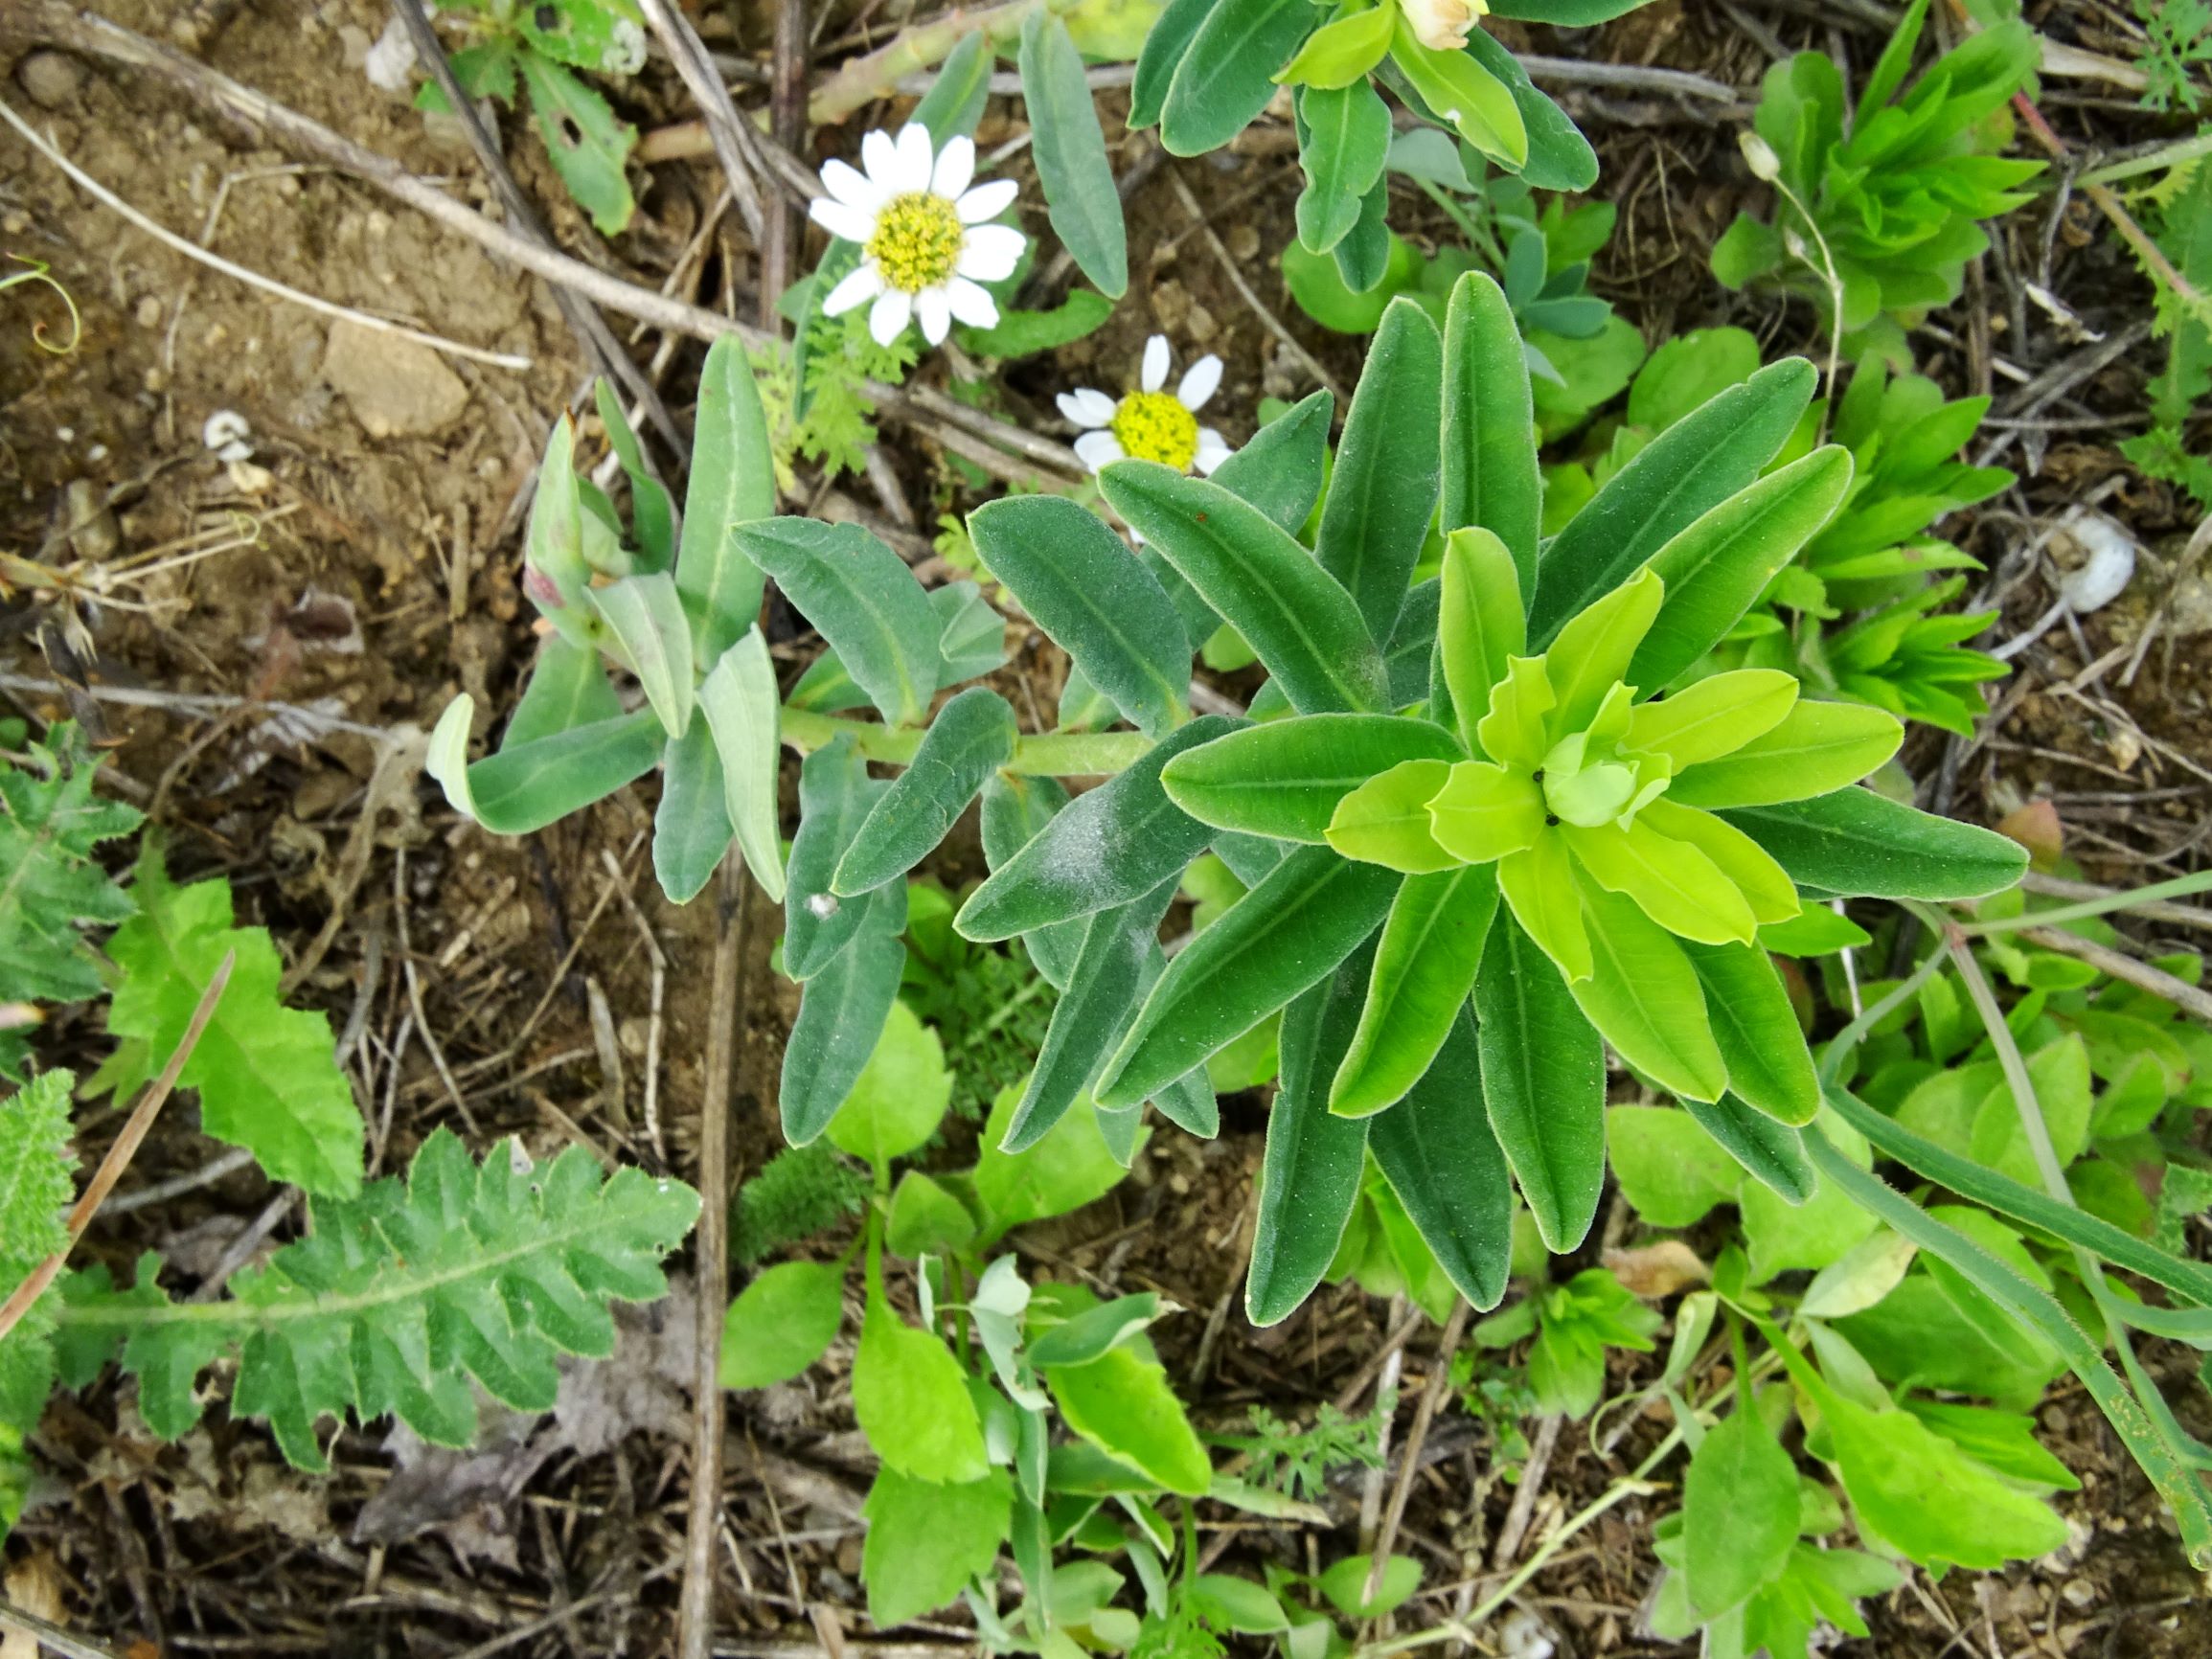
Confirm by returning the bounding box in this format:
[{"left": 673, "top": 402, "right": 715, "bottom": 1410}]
[
  {"left": 1159, "top": 0, "right": 1313, "bottom": 156},
  {"left": 1316, "top": 299, "right": 1445, "bottom": 642},
  {"left": 957, "top": 716, "right": 1242, "bottom": 942},
  {"left": 1099, "top": 461, "right": 1389, "bottom": 715},
  {"left": 1369, "top": 1008, "right": 1515, "bottom": 1310},
  {"left": 861, "top": 1466, "right": 1012, "bottom": 1629},
  {"left": 854, "top": 1295, "right": 990, "bottom": 1483},
  {"left": 784, "top": 736, "right": 890, "bottom": 979},
  {"left": 679, "top": 335, "right": 773, "bottom": 662},
  {"left": 1163, "top": 715, "right": 1463, "bottom": 842},
  {"left": 1328, "top": 757, "right": 1461, "bottom": 873},
  {"left": 1571, "top": 882, "right": 1727, "bottom": 1102},
  {"left": 736, "top": 518, "right": 944, "bottom": 725},
  {"left": 1530, "top": 359, "right": 1817, "bottom": 648},
  {"left": 1021, "top": 11, "right": 1129, "bottom": 297},
  {"left": 1442, "top": 273, "right": 1541, "bottom": 588},
  {"left": 1668, "top": 701, "right": 1904, "bottom": 808},
  {"left": 1330, "top": 865, "right": 1499, "bottom": 1118},
  {"left": 1043, "top": 1345, "right": 1211, "bottom": 1494},
  {"left": 832, "top": 688, "right": 1017, "bottom": 896},
  {"left": 1474, "top": 909, "right": 1607, "bottom": 1252},
  {"left": 1096, "top": 846, "right": 1400, "bottom": 1109},
  {"left": 1681, "top": 940, "right": 1819, "bottom": 1125},
  {"left": 1247, "top": 947, "right": 1374, "bottom": 1326},
  {"left": 719, "top": 1260, "right": 846, "bottom": 1389},
  {"left": 652, "top": 716, "right": 735, "bottom": 904},
  {"left": 969, "top": 495, "right": 1188, "bottom": 738},
  {"left": 1682, "top": 1405, "right": 1801, "bottom": 1617},
  {"left": 1717, "top": 790, "right": 2028, "bottom": 901},
  {"left": 697, "top": 629, "right": 787, "bottom": 901},
  {"left": 828, "top": 999, "right": 953, "bottom": 1168}
]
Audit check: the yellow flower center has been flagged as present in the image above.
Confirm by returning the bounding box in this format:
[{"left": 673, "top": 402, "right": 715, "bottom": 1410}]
[
  {"left": 866, "top": 193, "right": 966, "bottom": 293},
  {"left": 1111, "top": 390, "right": 1199, "bottom": 470}
]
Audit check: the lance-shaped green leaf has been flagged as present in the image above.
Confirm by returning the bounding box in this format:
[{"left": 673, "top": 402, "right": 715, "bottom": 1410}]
[
  {"left": 1426, "top": 761, "right": 1543, "bottom": 866},
  {"left": 780, "top": 918, "right": 906, "bottom": 1145},
  {"left": 428, "top": 699, "right": 663, "bottom": 836},
  {"left": 1624, "top": 670, "right": 1797, "bottom": 767},
  {"left": 1684, "top": 1094, "right": 1813, "bottom": 1203},
  {"left": 1003, "top": 881, "right": 1179, "bottom": 1153},
  {"left": 1531, "top": 359, "right": 1817, "bottom": 647},
  {"left": 506, "top": 635, "right": 623, "bottom": 745},
  {"left": 1668, "top": 701, "right": 1903, "bottom": 809},
  {"left": 1097, "top": 847, "right": 1400, "bottom": 1109},
  {"left": 785, "top": 737, "right": 889, "bottom": 979},
  {"left": 679, "top": 336, "right": 774, "bottom": 661},
  {"left": 1279, "top": 1, "right": 1394, "bottom": 89},
  {"left": 958, "top": 716, "right": 1241, "bottom": 941},
  {"left": 1316, "top": 299, "right": 1444, "bottom": 643},
  {"left": 1329, "top": 758, "right": 1459, "bottom": 873},
  {"left": 1442, "top": 274, "right": 1540, "bottom": 588},
  {"left": 653, "top": 717, "right": 735, "bottom": 904},
  {"left": 1100, "top": 461, "right": 1389, "bottom": 715},
  {"left": 1331, "top": 865, "right": 1498, "bottom": 1118},
  {"left": 1572, "top": 882, "right": 1727, "bottom": 1102},
  {"left": 1462, "top": 29, "right": 1597, "bottom": 192},
  {"left": 833, "top": 688, "right": 1017, "bottom": 897},
  {"left": 736, "top": 518, "right": 943, "bottom": 725},
  {"left": 1438, "top": 527, "right": 1526, "bottom": 748},
  {"left": 1370, "top": 1008, "right": 1514, "bottom": 1310},
  {"left": 1562, "top": 818, "right": 1758, "bottom": 947},
  {"left": 591, "top": 379, "right": 673, "bottom": 569},
  {"left": 1543, "top": 567, "right": 1663, "bottom": 735},
  {"left": 1160, "top": 0, "right": 1312, "bottom": 155},
  {"left": 980, "top": 773, "right": 1085, "bottom": 988},
  {"left": 1129, "top": 0, "right": 1215, "bottom": 127},
  {"left": 1716, "top": 790, "right": 2028, "bottom": 901},
  {"left": 1389, "top": 17, "right": 1527, "bottom": 165},
  {"left": 1475, "top": 909, "right": 1606, "bottom": 1252},
  {"left": 969, "top": 495, "right": 1188, "bottom": 737},
  {"left": 1162, "top": 715, "right": 1462, "bottom": 843},
  {"left": 1248, "top": 947, "right": 1375, "bottom": 1326},
  {"left": 1213, "top": 389, "right": 1334, "bottom": 535},
  {"left": 1682, "top": 941, "right": 1818, "bottom": 1125},
  {"left": 697, "top": 630, "right": 787, "bottom": 901},
  {"left": 1630, "top": 445, "right": 1855, "bottom": 692},
  {"left": 1497, "top": 828, "right": 1588, "bottom": 981},
  {"left": 1021, "top": 11, "right": 1128, "bottom": 297},
  {"left": 1296, "top": 82, "right": 1392, "bottom": 254}
]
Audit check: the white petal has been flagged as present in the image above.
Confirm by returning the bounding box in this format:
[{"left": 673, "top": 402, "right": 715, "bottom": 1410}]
[
  {"left": 808, "top": 198, "right": 878, "bottom": 245},
  {"left": 945, "top": 276, "right": 998, "bottom": 330},
  {"left": 916, "top": 286, "right": 952, "bottom": 345},
  {"left": 1142, "top": 336, "right": 1171, "bottom": 393},
  {"left": 1195, "top": 429, "right": 1233, "bottom": 475},
  {"left": 869, "top": 288, "right": 913, "bottom": 346},
  {"left": 891, "top": 123, "right": 935, "bottom": 193},
  {"left": 933, "top": 135, "right": 976, "bottom": 200},
  {"left": 955, "top": 177, "right": 1019, "bottom": 224},
  {"left": 957, "top": 223, "right": 1026, "bottom": 283},
  {"left": 820, "top": 157, "right": 884, "bottom": 214},
  {"left": 861, "top": 128, "right": 899, "bottom": 188},
  {"left": 822, "top": 262, "right": 884, "bottom": 316},
  {"left": 1074, "top": 430, "right": 1128, "bottom": 473},
  {"left": 1058, "top": 388, "right": 1117, "bottom": 427},
  {"left": 1177, "top": 354, "right": 1223, "bottom": 413}
]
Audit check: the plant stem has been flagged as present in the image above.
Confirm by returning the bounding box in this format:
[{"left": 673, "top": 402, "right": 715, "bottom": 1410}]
[
  {"left": 1961, "top": 867, "right": 2212, "bottom": 934},
  {"left": 2078, "top": 128, "right": 2212, "bottom": 190},
  {"left": 809, "top": 0, "right": 1074, "bottom": 125},
  {"left": 779, "top": 706, "right": 1152, "bottom": 776},
  {"left": 1814, "top": 938, "right": 1946, "bottom": 1085}
]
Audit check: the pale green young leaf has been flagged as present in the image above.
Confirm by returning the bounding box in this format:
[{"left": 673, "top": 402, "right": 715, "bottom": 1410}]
[
  {"left": 1248, "top": 949, "right": 1374, "bottom": 1326},
  {"left": 104, "top": 852, "right": 363, "bottom": 1197},
  {"left": 1316, "top": 299, "right": 1445, "bottom": 643},
  {"left": 1331, "top": 865, "right": 1498, "bottom": 1118},
  {"left": 1742, "top": 1127, "right": 1879, "bottom": 1280},
  {"left": 1477, "top": 914, "right": 1607, "bottom": 1251},
  {"left": 1316, "top": 1554, "right": 1424, "bottom": 1621},
  {"left": 1389, "top": 17, "right": 1527, "bottom": 165},
  {"left": 1021, "top": 11, "right": 1129, "bottom": 297},
  {"left": 1326, "top": 759, "right": 1460, "bottom": 873},
  {"left": 1163, "top": 716, "right": 1462, "bottom": 843},
  {"left": 1717, "top": 790, "right": 2028, "bottom": 900},
  {"left": 1370, "top": 1008, "right": 1516, "bottom": 1309},
  {"left": 697, "top": 629, "right": 787, "bottom": 901},
  {"left": 969, "top": 495, "right": 1188, "bottom": 737},
  {"left": 0, "top": 1068, "right": 74, "bottom": 1433},
  {"left": 678, "top": 336, "right": 773, "bottom": 661},
  {"left": 1497, "top": 832, "right": 1590, "bottom": 982},
  {"left": 975, "top": 1082, "right": 1132, "bottom": 1240},
  {"left": 885, "top": 1171, "right": 978, "bottom": 1257},
  {"left": 1682, "top": 941, "right": 1819, "bottom": 1125},
  {"left": 1683, "top": 1404, "right": 1801, "bottom": 1616},
  {"left": 1441, "top": 273, "right": 1541, "bottom": 588},
  {"left": 1096, "top": 847, "right": 1399, "bottom": 1109},
  {"left": 832, "top": 688, "right": 1016, "bottom": 897},
  {"left": 1563, "top": 818, "right": 1758, "bottom": 947},
  {"left": 1279, "top": 4, "right": 1395, "bottom": 90},
  {"left": 1043, "top": 1343, "right": 1210, "bottom": 1494},
  {"left": 1474, "top": 656, "right": 1556, "bottom": 770},
  {"left": 719, "top": 1260, "right": 847, "bottom": 1388},
  {"left": 1570, "top": 883, "right": 1727, "bottom": 1102},
  {"left": 862, "top": 1466, "right": 1013, "bottom": 1627},
  {"left": 1438, "top": 527, "right": 1526, "bottom": 750},
  {"left": 1542, "top": 568, "right": 1664, "bottom": 733},
  {"left": 1426, "top": 762, "right": 1545, "bottom": 866},
  {"left": 827, "top": 1001, "right": 952, "bottom": 1170},
  {"left": 1635, "top": 798, "right": 1800, "bottom": 924},
  {"left": 1099, "top": 462, "right": 1390, "bottom": 715},
  {"left": 1606, "top": 1105, "right": 1740, "bottom": 1227},
  {"left": 1668, "top": 701, "right": 1904, "bottom": 808},
  {"left": 1624, "top": 670, "right": 1798, "bottom": 767},
  {"left": 855, "top": 1293, "right": 990, "bottom": 1483},
  {"left": 736, "top": 519, "right": 943, "bottom": 725}
]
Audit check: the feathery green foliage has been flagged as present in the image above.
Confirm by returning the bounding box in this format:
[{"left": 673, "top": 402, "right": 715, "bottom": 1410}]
[
  {"left": 731, "top": 1144, "right": 871, "bottom": 1266},
  {"left": 0, "top": 1070, "right": 75, "bottom": 1534}
]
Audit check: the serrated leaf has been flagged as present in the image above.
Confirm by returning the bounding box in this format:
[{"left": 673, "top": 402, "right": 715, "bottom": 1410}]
[
  {"left": 1043, "top": 1344, "right": 1210, "bottom": 1493},
  {"left": 103, "top": 851, "right": 362, "bottom": 1197},
  {"left": 1022, "top": 11, "right": 1128, "bottom": 297},
  {"left": 1476, "top": 910, "right": 1606, "bottom": 1251},
  {"left": 1317, "top": 300, "right": 1445, "bottom": 642},
  {"left": 0, "top": 726, "right": 142, "bottom": 1008},
  {"left": 57, "top": 1130, "right": 697, "bottom": 1470},
  {"left": 833, "top": 689, "right": 1016, "bottom": 897},
  {"left": 736, "top": 518, "right": 943, "bottom": 726}
]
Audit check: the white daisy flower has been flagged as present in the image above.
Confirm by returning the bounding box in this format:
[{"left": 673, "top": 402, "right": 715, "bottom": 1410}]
[
  {"left": 809, "top": 123, "right": 1026, "bottom": 348},
  {"left": 1058, "top": 336, "right": 1233, "bottom": 477}
]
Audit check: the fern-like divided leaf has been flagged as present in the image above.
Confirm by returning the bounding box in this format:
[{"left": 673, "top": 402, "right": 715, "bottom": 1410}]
[
  {"left": 0, "top": 1070, "right": 76, "bottom": 1450},
  {"left": 55, "top": 1129, "right": 699, "bottom": 1471}
]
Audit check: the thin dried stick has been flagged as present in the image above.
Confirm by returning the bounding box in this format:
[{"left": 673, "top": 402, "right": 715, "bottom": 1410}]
[
  {"left": 0, "top": 952, "right": 234, "bottom": 1343},
  {"left": 2016, "top": 925, "right": 2212, "bottom": 1025},
  {"left": 1168, "top": 172, "right": 1347, "bottom": 406},
  {"left": 637, "top": 0, "right": 768, "bottom": 242},
  {"left": 679, "top": 859, "right": 754, "bottom": 1659},
  {"left": 764, "top": 0, "right": 812, "bottom": 309},
  {"left": 1365, "top": 1302, "right": 1470, "bottom": 1606},
  {"left": 0, "top": 94, "right": 527, "bottom": 370}
]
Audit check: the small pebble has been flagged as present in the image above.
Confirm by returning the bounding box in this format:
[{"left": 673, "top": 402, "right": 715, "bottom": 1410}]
[
  {"left": 134, "top": 295, "right": 164, "bottom": 330},
  {"left": 16, "top": 51, "right": 85, "bottom": 111}
]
